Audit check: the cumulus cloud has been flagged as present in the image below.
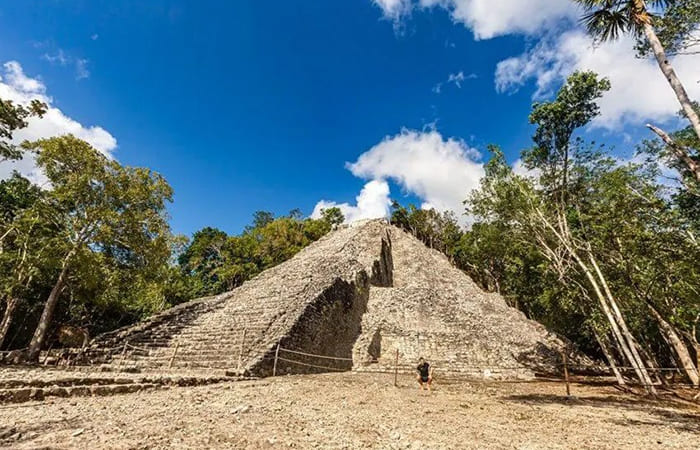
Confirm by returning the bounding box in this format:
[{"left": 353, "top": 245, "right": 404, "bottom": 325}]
[
  {"left": 349, "top": 128, "right": 484, "bottom": 215},
  {"left": 373, "top": 0, "right": 576, "bottom": 39},
  {"left": 311, "top": 180, "right": 391, "bottom": 223},
  {"left": 313, "top": 129, "right": 485, "bottom": 225},
  {"left": 0, "top": 61, "right": 116, "bottom": 183},
  {"left": 495, "top": 30, "right": 700, "bottom": 129}
]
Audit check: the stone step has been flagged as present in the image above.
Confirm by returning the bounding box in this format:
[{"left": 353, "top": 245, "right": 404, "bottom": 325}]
[
  {"left": 0, "top": 374, "right": 241, "bottom": 404},
  {"left": 0, "top": 383, "right": 160, "bottom": 403}
]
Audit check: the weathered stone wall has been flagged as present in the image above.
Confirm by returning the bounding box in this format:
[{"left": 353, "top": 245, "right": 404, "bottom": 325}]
[
  {"left": 87, "top": 221, "right": 394, "bottom": 375},
  {"left": 251, "top": 273, "right": 371, "bottom": 376},
  {"left": 352, "top": 227, "right": 573, "bottom": 378},
  {"left": 86, "top": 220, "right": 574, "bottom": 379}
]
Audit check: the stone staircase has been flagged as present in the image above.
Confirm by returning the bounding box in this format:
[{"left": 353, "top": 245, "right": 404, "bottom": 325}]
[
  {"left": 83, "top": 220, "right": 574, "bottom": 380},
  {"left": 85, "top": 220, "right": 394, "bottom": 375}
]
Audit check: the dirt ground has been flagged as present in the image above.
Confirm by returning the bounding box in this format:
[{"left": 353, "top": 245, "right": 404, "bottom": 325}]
[{"left": 1, "top": 372, "right": 699, "bottom": 449}]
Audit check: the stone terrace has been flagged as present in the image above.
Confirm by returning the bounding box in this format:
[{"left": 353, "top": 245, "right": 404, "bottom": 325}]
[
  {"left": 84, "top": 220, "right": 393, "bottom": 376},
  {"left": 83, "top": 219, "right": 571, "bottom": 379}
]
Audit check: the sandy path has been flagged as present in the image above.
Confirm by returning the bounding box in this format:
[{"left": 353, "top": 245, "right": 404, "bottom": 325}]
[{"left": 1, "top": 372, "right": 698, "bottom": 449}]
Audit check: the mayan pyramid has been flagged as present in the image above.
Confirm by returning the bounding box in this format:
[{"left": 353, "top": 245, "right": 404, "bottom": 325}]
[{"left": 86, "top": 219, "right": 568, "bottom": 378}]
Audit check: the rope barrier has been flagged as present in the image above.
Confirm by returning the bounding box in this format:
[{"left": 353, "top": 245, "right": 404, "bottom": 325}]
[
  {"left": 276, "top": 357, "right": 348, "bottom": 372},
  {"left": 279, "top": 347, "right": 354, "bottom": 361}
]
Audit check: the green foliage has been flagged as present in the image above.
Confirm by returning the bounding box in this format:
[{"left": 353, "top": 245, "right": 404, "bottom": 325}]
[
  {"left": 0, "top": 98, "right": 46, "bottom": 162},
  {"left": 320, "top": 207, "right": 345, "bottom": 228},
  {"left": 390, "top": 201, "right": 461, "bottom": 258},
  {"left": 527, "top": 71, "right": 610, "bottom": 195},
  {"left": 636, "top": 0, "right": 700, "bottom": 55},
  {"left": 574, "top": 1, "right": 676, "bottom": 42},
  {"left": 175, "top": 210, "right": 338, "bottom": 300},
  {"left": 464, "top": 70, "right": 700, "bottom": 367},
  {"left": 1, "top": 135, "right": 174, "bottom": 353}
]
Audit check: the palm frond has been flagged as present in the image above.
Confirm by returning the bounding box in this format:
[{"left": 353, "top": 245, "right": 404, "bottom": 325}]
[{"left": 581, "top": 9, "right": 630, "bottom": 41}]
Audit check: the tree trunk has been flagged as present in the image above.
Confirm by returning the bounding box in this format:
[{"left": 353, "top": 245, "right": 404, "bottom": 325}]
[
  {"left": 588, "top": 255, "right": 656, "bottom": 393},
  {"left": 646, "top": 124, "right": 700, "bottom": 183},
  {"left": 647, "top": 303, "right": 700, "bottom": 386},
  {"left": 567, "top": 249, "right": 655, "bottom": 393},
  {"left": 643, "top": 22, "right": 700, "bottom": 177},
  {"left": 26, "top": 254, "right": 72, "bottom": 362},
  {"left": 593, "top": 328, "right": 625, "bottom": 385},
  {"left": 527, "top": 202, "right": 655, "bottom": 393},
  {"left": 0, "top": 297, "right": 18, "bottom": 349}
]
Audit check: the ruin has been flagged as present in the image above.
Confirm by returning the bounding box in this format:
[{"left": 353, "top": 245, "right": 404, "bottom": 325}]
[{"left": 85, "top": 219, "right": 570, "bottom": 378}]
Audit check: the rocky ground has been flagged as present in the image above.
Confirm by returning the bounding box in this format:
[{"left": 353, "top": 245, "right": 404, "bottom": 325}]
[{"left": 1, "top": 371, "right": 698, "bottom": 449}]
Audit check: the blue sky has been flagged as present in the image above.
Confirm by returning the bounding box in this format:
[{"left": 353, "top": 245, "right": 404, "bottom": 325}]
[{"left": 1, "top": 1, "right": 697, "bottom": 235}]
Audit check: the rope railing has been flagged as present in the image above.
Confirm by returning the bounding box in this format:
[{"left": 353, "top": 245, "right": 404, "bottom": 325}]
[
  {"left": 276, "top": 357, "right": 348, "bottom": 372},
  {"left": 278, "top": 347, "right": 354, "bottom": 361},
  {"left": 269, "top": 346, "right": 700, "bottom": 395}
]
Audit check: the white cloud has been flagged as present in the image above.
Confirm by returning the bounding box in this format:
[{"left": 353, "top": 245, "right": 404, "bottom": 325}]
[
  {"left": 349, "top": 129, "right": 484, "bottom": 218},
  {"left": 311, "top": 180, "right": 391, "bottom": 223},
  {"left": 41, "top": 47, "right": 91, "bottom": 81},
  {"left": 495, "top": 30, "right": 700, "bottom": 129},
  {"left": 313, "top": 129, "right": 485, "bottom": 224},
  {"left": 0, "top": 61, "right": 116, "bottom": 183},
  {"left": 448, "top": 71, "right": 476, "bottom": 87},
  {"left": 433, "top": 70, "right": 478, "bottom": 93},
  {"left": 373, "top": 0, "right": 413, "bottom": 21},
  {"left": 373, "top": 0, "right": 576, "bottom": 39},
  {"left": 75, "top": 59, "right": 90, "bottom": 80},
  {"left": 42, "top": 49, "right": 69, "bottom": 66}
]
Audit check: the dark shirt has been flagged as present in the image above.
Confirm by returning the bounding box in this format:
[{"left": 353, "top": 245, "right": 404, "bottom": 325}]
[{"left": 417, "top": 362, "right": 430, "bottom": 378}]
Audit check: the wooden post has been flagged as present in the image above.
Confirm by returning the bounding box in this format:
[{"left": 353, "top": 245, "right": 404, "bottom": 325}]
[
  {"left": 42, "top": 343, "right": 53, "bottom": 366},
  {"left": 237, "top": 328, "right": 247, "bottom": 371},
  {"left": 563, "top": 347, "right": 571, "bottom": 397},
  {"left": 394, "top": 349, "right": 399, "bottom": 387},
  {"left": 117, "top": 341, "right": 128, "bottom": 371},
  {"left": 168, "top": 342, "right": 180, "bottom": 369},
  {"left": 272, "top": 342, "right": 280, "bottom": 377}
]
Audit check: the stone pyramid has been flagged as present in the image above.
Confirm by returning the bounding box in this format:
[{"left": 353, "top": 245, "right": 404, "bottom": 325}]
[{"left": 87, "top": 220, "right": 568, "bottom": 378}]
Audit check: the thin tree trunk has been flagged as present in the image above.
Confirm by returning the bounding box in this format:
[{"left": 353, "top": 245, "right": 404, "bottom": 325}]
[
  {"left": 26, "top": 252, "right": 72, "bottom": 361},
  {"left": 527, "top": 201, "right": 654, "bottom": 392},
  {"left": 593, "top": 328, "right": 625, "bottom": 385},
  {"left": 643, "top": 22, "right": 700, "bottom": 178},
  {"left": 573, "top": 255, "right": 649, "bottom": 388},
  {"left": 588, "top": 255, "right": 656, "bottom": 393},
  {"left": 0, "top": 297, "right": 18, "bottom": 349},
  {"left": 646, "top": 124, "right": 700, "bottom": 183},
  {"left": 647, "top": 303, "right": 700, "bottom": 386}
]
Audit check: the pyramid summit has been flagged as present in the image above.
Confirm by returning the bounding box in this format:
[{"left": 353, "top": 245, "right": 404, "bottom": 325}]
[{"left": 87, "top": 219, "right": 568, "bottom": 378}]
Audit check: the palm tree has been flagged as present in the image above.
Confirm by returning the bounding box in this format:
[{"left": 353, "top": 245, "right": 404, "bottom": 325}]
[{"left": 574, "top": 1, "right": 700, "bottom": 180}]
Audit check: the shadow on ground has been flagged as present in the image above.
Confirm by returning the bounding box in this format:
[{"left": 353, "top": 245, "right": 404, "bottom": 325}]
[
  {"left": 0, "top": 415, "right": 82, "bottom": 446},
  {"left": 502, "top": 390, "right": 700, "bottom": 434}
]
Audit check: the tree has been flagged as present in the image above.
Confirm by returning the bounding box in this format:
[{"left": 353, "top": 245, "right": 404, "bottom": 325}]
[
  {"left": 527, "top": 71, "right": 610, "bottom": 198},
  {"left": 177, "top": 227, "right": 229, "bottom": 294},
  {"left": 0, "top": 98, "right": 46, "bottom": 162},
  {"left": 320, "top": 207, "right": 345, "bottom": 228},
  {"left": 575, "top": 0, "right": 700, "bottom": 180},
  {"left": 635, "top": 0, "right": 700, "bottom": 55},
  {"left": 19, "top": 135, "right": 173, "bottom": 361},
  {"left": 250, "top": 211, "right": 274, "bottom": 229},
  {"left": 0, "top": 174, "right": 48, "bottom": 347}
]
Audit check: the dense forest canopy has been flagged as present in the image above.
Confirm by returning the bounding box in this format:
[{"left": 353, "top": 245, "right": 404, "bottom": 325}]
[{"left": 0, "top": 1, "right": 698, "bottom": 390}]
